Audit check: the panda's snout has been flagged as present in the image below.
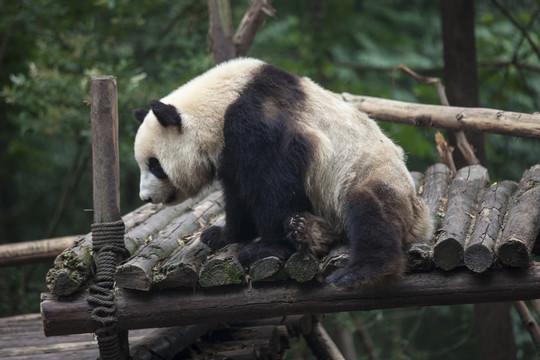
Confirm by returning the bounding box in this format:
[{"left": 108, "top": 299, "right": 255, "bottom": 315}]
[{"left": 142, "top": 196, "right": 153, "bottom": 203}]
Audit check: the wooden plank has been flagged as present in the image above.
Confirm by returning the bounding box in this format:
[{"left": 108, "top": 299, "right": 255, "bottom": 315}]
[
  {"left": 0, "top": 313, "right": 153, "bottom": 360},
  {"left": 41, "top": 263, "right": 540, "bottom": 336}
]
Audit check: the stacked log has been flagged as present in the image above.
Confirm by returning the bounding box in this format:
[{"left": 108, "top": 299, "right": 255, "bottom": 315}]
[
  {"left": 433, "top": 165, "right": 490, "bottom": 271},
  {"left": 43, "top": 164, "right": 540, "bottom": 296},
  {"left": 496, "top": 165, "right": 540, "bottom": 267},
  {"left": 464, "top": 181, "right": 517, "bottom": 272},
  {"left": 115, "top": 190, "right": 224, "bottom": 291}
]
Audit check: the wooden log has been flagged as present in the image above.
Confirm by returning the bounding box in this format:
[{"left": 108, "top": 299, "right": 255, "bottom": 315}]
[
  {"left": 464, "top": 181, "right": 517, "bottom": 273},
  {"left": 418, "top": 163, "right": 453, "bottom": 230},
  {"left": 90, "top": 75, "right": 129, "bottom": 359},
  {"left": 303, "top": 322, "right": 345, "bottom": 360},
  {"left": 91, "top": 75, "right": 121, "bottom": 224},
  {"left": 232, "top": 315, "right": 313, "bottom": 338},
  {"left": 319, "top": 245, "right": 349, "bottom": 278},
  {"left": 341, "top": 94, "right": 540, "bottom": 139},
  {"left": 153, "top": 235, "right": 212, "bottom": 289},
  {"left": 45, "top": 198, "right": 199, "bottom": 296},
  {"left": 410, "top": 171, "right": 423, "bottom": 193},
  {"left": 409, "top": 163, "right": 454, "bottom": 273},
  {"left": 129, "top": 324, "right": 212, "bottom": 360},
  {"left": 497, "top": 165, "right": 540, "bottom": 267},
  {"left": 0, "top": 235, "right": 79, "bottom": 267},
  {"left": 211, "top": 325, "right": 283, "bottom": 357},
  {"left": 433, "top": 165, "right": 490, "bottom": 270},
  {"left": 198, "top": 242, "right": 246, "bottom": 288},
  {"left": 41, "top": 263, "right": 540, "bottom": 336},
  {"left": 248, "top": 256, "right": 288, "bottom": 282},
  {"left": 115, "top": 190, "right": 224, "bottom": 291},
  {"left": 285, "top": 252, "right": 319, "bottom": 283}
]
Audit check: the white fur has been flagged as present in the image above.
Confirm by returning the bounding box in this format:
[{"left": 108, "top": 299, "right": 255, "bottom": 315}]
[
  {"left": 134, "top": 58, "right": 432, "bottom": 244},
  {"left": 134, "top": 58, "right": 264, "bottom": 204}
]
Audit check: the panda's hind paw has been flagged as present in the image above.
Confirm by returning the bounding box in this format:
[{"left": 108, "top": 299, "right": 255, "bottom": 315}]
[{"left": 285, "top": 212, "right": 339, "bottom": 257}]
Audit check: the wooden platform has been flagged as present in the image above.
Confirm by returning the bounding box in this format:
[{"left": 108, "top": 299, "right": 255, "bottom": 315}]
[
  {"left": 40, "top": 163, "right": 540, "bottom": 344},
  {"left": 0, "top": 314, "right": 153, "bottom": 359}
]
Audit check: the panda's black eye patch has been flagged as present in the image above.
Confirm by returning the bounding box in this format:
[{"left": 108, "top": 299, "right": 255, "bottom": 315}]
[{"left": 148, "top": 158, "right": 168, "bottom": 179}]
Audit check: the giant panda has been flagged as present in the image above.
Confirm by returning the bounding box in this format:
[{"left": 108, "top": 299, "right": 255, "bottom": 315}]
[{"left": 133, "top": 58, "right": 433, "bottom": 289}]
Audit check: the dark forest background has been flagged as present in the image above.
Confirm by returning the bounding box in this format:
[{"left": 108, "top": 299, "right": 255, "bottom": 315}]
[{"left": 1, "top": 1, "right": 539, "bottom": 358}]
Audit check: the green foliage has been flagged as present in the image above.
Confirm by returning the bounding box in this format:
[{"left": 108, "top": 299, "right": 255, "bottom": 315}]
[{"left": 1, "top": 1, "right": 539, "bottom": 357}]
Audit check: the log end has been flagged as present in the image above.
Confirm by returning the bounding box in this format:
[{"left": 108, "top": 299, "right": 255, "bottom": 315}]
[
  {"left": 433, "top": 237, "right": 464, "bottom": 271},
  {"left": 319, "top": 245, "right": 350, "bottom": 278},
  {"left": 249, "top": 256, "right": 287, "bottom": 282},
  {"left": 464, "top": 244, "right": 494, "bottom": 273},
  {"left": 115, "top": 264, "right": 152, "bottom": 291},
  {"left": 199, "top": 258, "right": 245, "bottom": 288},
  {"left": 285, "top": 252, "right": 319, "bottom": 283},
  {"left": 497, "top": 238, "right": 531, "bottom": 268}
]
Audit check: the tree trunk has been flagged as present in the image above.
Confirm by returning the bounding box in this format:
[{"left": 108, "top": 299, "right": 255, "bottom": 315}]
[
  {"left": 441, "top": 1, "right": 516, "bottom": 358},
  {"left": 441, "top": 0, "right": 486, "bottom": 168}
]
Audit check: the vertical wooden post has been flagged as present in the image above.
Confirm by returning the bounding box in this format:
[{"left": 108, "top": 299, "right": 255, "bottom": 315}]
[
  {"left": 91, "top": 76, "right": 121, "bottom": 224},
  {"left": 90, "top": 76, "right": 130, "bottom": 359}
]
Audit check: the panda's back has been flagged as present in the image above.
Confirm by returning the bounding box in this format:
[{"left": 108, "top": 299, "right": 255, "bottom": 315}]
[{"left": 296, "top": 77, "right": 415, "bottom": 231}]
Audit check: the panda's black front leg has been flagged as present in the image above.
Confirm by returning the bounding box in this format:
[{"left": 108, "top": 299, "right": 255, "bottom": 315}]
[{"left": 201, "top": 187, "right": 257, "bottom": 251}]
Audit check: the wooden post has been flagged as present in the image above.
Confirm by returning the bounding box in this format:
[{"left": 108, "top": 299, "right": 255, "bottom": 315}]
[
  {"left": 90, "top": 76, "right": 129, "bottom": 359},
  {"left": 91, "top": 76, "right": 121, "bottom": 224}
]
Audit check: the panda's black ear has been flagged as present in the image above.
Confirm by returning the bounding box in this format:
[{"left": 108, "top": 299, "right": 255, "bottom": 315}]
[
  {"left": 133, "top": 108, "right": 149, "bottom": 123},
  {"left": 150, "top": 100, "right": 182, "bottom": 130}
]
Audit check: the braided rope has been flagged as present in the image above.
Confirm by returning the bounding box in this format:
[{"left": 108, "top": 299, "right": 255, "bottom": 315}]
[{"left": 88, "top": 220, "right": 128, "bottom": 360}]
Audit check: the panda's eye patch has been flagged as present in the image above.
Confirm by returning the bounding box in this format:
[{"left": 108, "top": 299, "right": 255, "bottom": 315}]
[{"left": 148, "top": 158, "right": 168, "bottom": 179}]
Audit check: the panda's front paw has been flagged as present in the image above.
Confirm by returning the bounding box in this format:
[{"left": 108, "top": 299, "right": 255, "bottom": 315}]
[{"left": 201, "top": 225, "right": 228, "bottom": 250}]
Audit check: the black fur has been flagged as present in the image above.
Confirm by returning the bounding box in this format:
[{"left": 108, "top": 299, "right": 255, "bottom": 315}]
[
  {"left": 148, "top": 157, "right": 168, "bottom": 179},
  {"left": 150, "top": 100, "right": 182, "bottom": 129},
  {"left": 134, "top": 108, "right": 149, "bottom": 123},
  {"left": 201, "top": 64, "right": 314, "bottom": 266},
  {"left": 325, "top": 183, "right": 406, "bottom": 289}
]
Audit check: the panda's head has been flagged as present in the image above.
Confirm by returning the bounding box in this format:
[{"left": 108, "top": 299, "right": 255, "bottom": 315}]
[{"left": 133, "top": 100, "right": 216, "bottom": 205}]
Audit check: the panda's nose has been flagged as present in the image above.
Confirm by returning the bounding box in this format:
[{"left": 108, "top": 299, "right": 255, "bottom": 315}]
[{"left": 143, "top": 197, "right": 153, "bottom": 203}]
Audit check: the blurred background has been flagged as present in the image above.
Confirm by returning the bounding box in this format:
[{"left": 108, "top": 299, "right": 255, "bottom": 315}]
[{"left": 1, "top": 1, "right": 539, "bottom": 358}]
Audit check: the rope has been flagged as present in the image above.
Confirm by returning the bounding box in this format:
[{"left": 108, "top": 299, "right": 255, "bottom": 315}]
[{"left": 88, "top": 220, "right": 128, "bottom": 360}]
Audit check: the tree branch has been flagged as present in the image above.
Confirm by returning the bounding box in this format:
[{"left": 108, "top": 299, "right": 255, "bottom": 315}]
[
  {"left": 394, "top": 64, "right": 480, "bottom": 166},
  {"left": 234, "top": 0, "right": 275, "bottom": 57},
  {"left": 492, "top": 0, "right": 540, "bottom": 62},
  {"left": 341, "top": 93, "right": 540, "bottom": 140},
  {"left": 513, "top": 301, "right": 540, "bottom": 356}
]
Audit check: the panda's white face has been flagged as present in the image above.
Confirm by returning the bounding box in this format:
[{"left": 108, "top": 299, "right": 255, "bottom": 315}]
[
  {"left": 134, "top": 117, "right": 186, "bottom": 205},
  {"left": 134, "top": 100, "right": 218, "bottom": 206}
]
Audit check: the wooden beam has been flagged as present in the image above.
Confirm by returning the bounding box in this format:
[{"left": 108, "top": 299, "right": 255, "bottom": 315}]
[
  {"left": 0, "top": 236, "right": 79, "bottom": 267},
  {"left": 341, "top": 94, "right": 540, "bottom": 139},
  {"left": 41, "top": 263, "right": 540, "bottom": 336}
]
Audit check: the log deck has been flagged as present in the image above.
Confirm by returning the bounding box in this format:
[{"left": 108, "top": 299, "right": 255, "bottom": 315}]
[
  {"left": 41, "top": 163, "right": 540, "bottom": 339},
  {"left": 42, "top": 264, "right": 540, "bottom": 336}
]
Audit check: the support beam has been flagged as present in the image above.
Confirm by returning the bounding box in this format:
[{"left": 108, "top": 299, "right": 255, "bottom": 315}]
[
  {"left": 41, "top": 263, "right": 540, "bottom": 336},
  {"left": 341, "top": 94, "right": 540, "bottom": 139}
]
